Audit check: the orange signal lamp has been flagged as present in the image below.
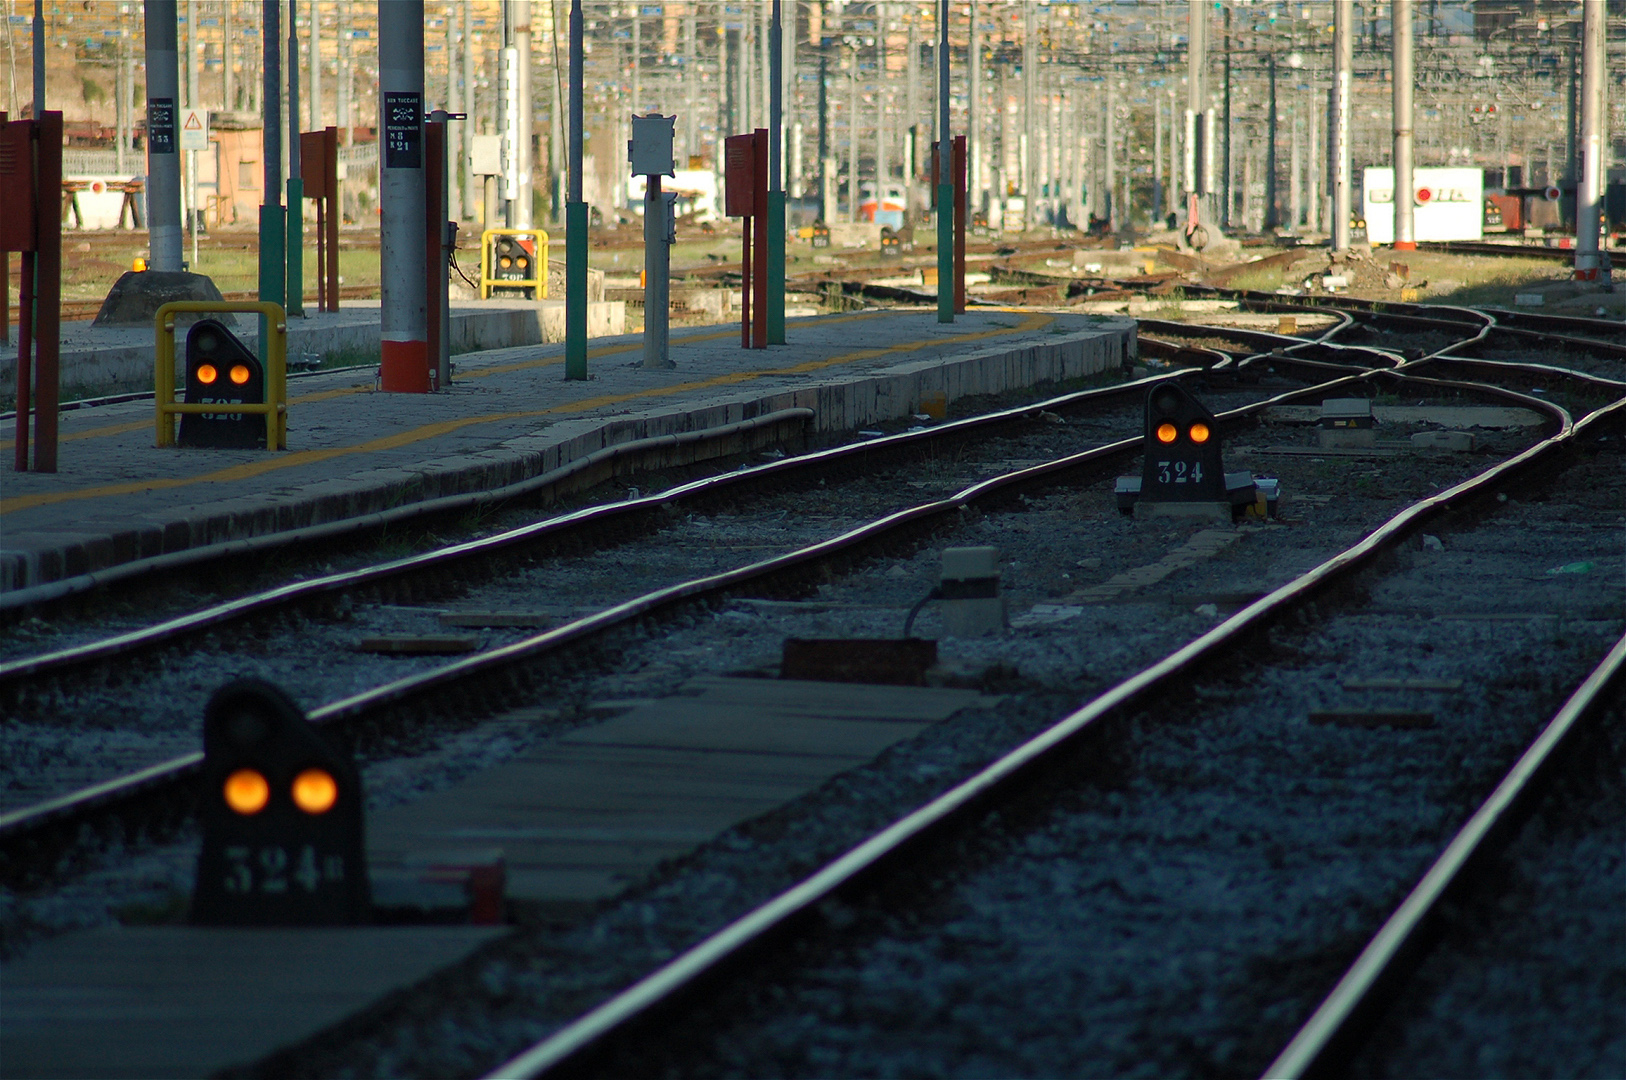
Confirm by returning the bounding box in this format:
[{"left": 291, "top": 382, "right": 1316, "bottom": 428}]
[
  {"left": 196, "top": 364, "right": 219, "bottom": 385},
  {"left": 1156, "top": 422, "right": 1178, "bottom": 444},
  {"left": 291, "top": 768, "right": 339, "bottom": 815},
  {"left": 229, "top": 364, "right": 251, "bottom": 385},
  {"left": 224, "top": 769, "right": 270, "bottom": 815},
  {"left": 1189, "top": 423, "right": 1211, "bottom": 444}
]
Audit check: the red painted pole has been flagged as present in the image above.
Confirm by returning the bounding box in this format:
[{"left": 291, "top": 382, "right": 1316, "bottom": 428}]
[
  {"left": 33, "top": 112, "right": 63, "bottom": 472},
  {"left": 953, "top": 135, "right": 967, "bottom": 315},
  {"left": 752, "top": 129, "right": 768, "bottom": 349}
]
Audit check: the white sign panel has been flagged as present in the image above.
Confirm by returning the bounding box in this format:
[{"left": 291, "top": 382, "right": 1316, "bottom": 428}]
[
  {"left": 1362, "top": 167, "right": 1483, "bottom": 244},
  {"left": 180, "top": 108, "right": 210, "bottom": 151}
]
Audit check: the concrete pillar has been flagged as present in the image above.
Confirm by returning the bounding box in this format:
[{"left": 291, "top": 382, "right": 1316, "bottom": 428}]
[
  {"left": 1574, "top": 0, "right": 1610, "bottom": 281},
  {"left": 145, "top": 0, "right": 185, "bottom": 271},
  {"left": 379, "top": 0, "right": 429, "bottom": 392},
  {"left": 1392, "top": 0, "right": 1416, "bottom": 250},
  {"left": 1332, "top": 0, "right": 1352, "bottom": 251},
  {"left": 513, "top": 1, "right": 533, "bottom": 228}
]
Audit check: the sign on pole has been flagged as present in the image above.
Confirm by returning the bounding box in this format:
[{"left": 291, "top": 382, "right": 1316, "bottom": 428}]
[{"left": 180, "top": 108, "right": 210, "bottom": 151}]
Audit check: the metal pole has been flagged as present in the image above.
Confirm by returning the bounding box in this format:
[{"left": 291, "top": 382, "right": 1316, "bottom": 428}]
[
  {"left": 461, "top": 2, "right": 475, "bottom": 220},
  {"left": 936, "top": 0, "right": 952, "bottom": 323},
  {"left": 1266, "top": 54, "right": 1279, "bottom": 231},
  {"left": 287, "top": 11, "right": 303, "bottom": 314},
  {"left": 379, "top": 0, "right": 428, "bottom": 392},
  {"left": 967, "top": 0, "right": 979, "bottom": 220},
  {"left": 1221, "top": 3, "right": 1231, "bottom": 230},
  {"left": 565, "top": 0, "right": 586, "bottom": 380},
  {"left": 223, "top": 1, "right": 234, "bottom": 110},
  {"left": 1185, "top": 0, "right": 1205, "bottom": 234},
  {"left": 1392, "top": 0, "right": 1415, "bottom": 251},
  {"left": 1106, "top": 77, "right": 1117, "bottom": 233},
  {"left": 146, "top": 0, "right": 184, "bottom": 271},
  {"left": 514, "top": 1, "right": 533, "bottom": 228},
  {"left": 1574, "top": 0, "right": 1609, "bottom": 282},
  {"left": 768, "top": 0, "right": 785, "bottom": 344},
  {"left": 310, "top": 0, "right": 321, "bottom": 128},
  {"left": 642, "top": 170, "right": 671, "bottom": 368},
  {"left": 1331, "top": 0, "right": 1352, "bottom": 251},
  {"left": 1021, "top": 0, "right": 1034, "bottom": 231},
  {"left": 1152, "top": 88, "right": 1163, "bottom": 223},
  {"left": 848, "top": 54, "right": 858, "bottom": 223},
  {"left": 338, "top": 0, "right": 351, "bottom": 145},
  {"left": 445, "top": 2, "right": 459, "bottom": 222}
]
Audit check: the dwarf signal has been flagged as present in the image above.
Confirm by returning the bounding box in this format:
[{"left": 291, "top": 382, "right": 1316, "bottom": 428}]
[
  {"left": 1116, "top": 382, "right": 1273, "bottom": 520},
  {"left": 191, "top": 679, "right": 370, "bottom": 925},
  {"left": 178, "top": 318, "right": 266, "bottom": 448}
]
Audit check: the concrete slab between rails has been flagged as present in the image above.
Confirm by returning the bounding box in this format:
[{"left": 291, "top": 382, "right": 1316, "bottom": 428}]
[
  {"left": 0, "top": 924, "right": 506, "bottom": 1079},
  {"left": 0, "top": 312, "right": 1135, "bottom": 593},
  {"left": 0, "top": 298, "right": 627, "bottom": 400},
  {"left": 368, "top": 678, "right": 994, "bottom": 905}
]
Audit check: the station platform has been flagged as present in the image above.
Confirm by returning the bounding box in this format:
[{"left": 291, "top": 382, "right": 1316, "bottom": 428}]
[{"left": 0, "top": 309, "right": 1136, "bottom": 597}]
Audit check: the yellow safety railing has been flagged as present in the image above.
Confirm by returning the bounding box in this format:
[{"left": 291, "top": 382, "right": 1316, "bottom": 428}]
[
  {"left": 155, "top": 301, "right": 288, "bottom": 450},
  {"left": 480, "top": 227, "right": 549, "bottom": 300}
]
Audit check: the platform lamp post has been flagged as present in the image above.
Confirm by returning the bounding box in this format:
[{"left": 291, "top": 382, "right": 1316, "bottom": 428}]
[
  {"left": 565, "top": 0, "right": 587, "bottom": 380},
  {"left": 767, "top": 0, "right": 786, "bottom": 344},
  {"left": 287, "top": 13, "right": 304, "bottom": 315},
  {"left": 379, "top": 0, "right": 429, "bottom": 392},
  {"left": 936, "top": 0, "right": 952, "bottom": 324}
]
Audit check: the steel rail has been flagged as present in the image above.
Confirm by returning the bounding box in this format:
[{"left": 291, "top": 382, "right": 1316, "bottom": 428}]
[
  {"left": 482, "top": 391, "right": 1613, "bottom": 1080},
  {"left": 1264, "top": 625, "right": 1626, "bottom": 1080},
  {"left": 0, "top": 365, "right": 1439, "bottom": 870},
  {"left": 0, "top": 408, "right": 813, "bottom": 614},
  {"left": 0, "top": 373, "right": 1187, "bottom": 683}
]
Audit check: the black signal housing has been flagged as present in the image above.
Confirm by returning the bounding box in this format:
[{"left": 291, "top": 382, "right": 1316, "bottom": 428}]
[
  {"left": 191, "top": 679, "right": 370, "bottom": 925},
  {"left": 178, "top": 318, "right": 266, "bottom": 449}
]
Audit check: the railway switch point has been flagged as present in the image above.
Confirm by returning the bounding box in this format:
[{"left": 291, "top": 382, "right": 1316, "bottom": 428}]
[
  {"left": 939, "top": 546, "right": 1006, "bottom": 638},
  {"left": 191, "top": 679, "right": 370, "bottom": 927},
  {"left": 177, "top": 319, "right": 267, "bottom": 449}
]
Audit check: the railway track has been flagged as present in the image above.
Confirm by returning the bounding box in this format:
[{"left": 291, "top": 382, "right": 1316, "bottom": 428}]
[
  {"left": 4, "top": 305, "right": 1620, "bottom": 1077},
  {"left": 471, "top": 386, "right": 1624, "bottom": 1080}
]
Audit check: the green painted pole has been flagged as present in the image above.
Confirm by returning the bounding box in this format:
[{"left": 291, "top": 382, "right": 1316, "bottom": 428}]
[
  {"left": 565, "top": 0, "right": 587, "bottom": 380},
  {"left": 286, "top": 177, "right": 304, "bottom": 315},
  {"left": 767, "top": 190, "right": 786, "bottom": 343},
  {"left": 566, "top": 202, "right": 587, "bottom": 379}
]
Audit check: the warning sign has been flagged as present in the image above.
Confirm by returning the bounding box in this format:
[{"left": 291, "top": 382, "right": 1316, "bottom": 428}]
[{"left": 180, "top": 108, "right": 210, "bottom": 151}]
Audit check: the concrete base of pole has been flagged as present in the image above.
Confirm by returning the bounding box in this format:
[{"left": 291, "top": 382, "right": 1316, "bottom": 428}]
[
  {"left": 286, "top": 178, "right": 304, "bottom": 316},
  {"left": 565, "top": 201, "right": 589, "bottom": 380},
  {"left": 936, "top": 183, "right": 954, "bottom": 323},
  {"left": 767, "top": 191, "right": 786, "bottom": 344},
  {"left": 92, "top": 270, "right": 228, "bottom": 327}
]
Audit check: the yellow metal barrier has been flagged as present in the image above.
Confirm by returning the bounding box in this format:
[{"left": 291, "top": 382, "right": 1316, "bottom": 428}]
[
  {"left": 155, "top": 301, "right": 288, "bottom": 450},
  {"left": 480, "top": 227, "right": 549, "bottom": 300}
]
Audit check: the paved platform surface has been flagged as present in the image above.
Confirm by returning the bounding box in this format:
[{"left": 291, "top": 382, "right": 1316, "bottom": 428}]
[
  {"left": 1, "top": 309, "right": 1134, "bottom": 593},
  {"left": 0, "top": 924, "right": 506, "bottom": 1078}
]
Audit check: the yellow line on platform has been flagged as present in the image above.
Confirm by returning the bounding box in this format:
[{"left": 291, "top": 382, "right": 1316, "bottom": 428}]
[{"left": 1, "top": 312, "right": 1048, "bottom": 515}]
